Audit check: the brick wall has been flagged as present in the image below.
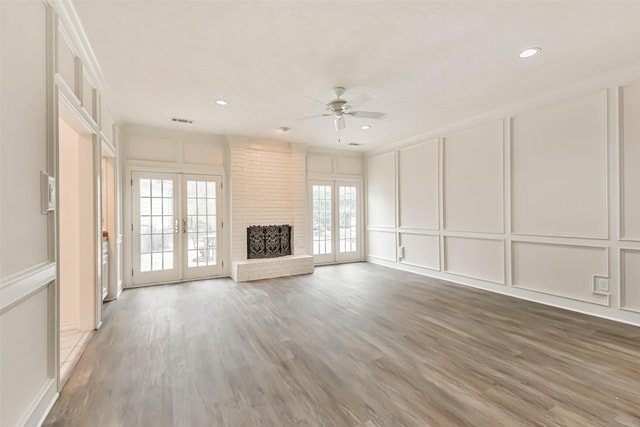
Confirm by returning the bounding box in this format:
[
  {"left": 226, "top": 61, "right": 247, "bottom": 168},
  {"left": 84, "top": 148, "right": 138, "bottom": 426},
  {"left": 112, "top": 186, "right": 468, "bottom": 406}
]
[{"left": 228, "top": 138, "right": 307, "bottom": 261}]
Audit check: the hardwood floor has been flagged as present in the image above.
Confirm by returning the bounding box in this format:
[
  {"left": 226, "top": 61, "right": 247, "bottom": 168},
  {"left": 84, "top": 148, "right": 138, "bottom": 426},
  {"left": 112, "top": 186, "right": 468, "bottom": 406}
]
[{"left": 44, "top": 263, "right": 640, "bottom": 427}]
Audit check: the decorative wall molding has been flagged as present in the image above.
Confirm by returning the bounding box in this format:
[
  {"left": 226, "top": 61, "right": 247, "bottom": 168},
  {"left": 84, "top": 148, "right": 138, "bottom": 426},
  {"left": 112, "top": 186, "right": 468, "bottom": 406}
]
[
  {"left": 620, "top": 248, "right": 640, "bottom": 313},
  {"left": 366, "top": 77, "right": 640, "bottom": 325},
  {"left": 0, "top": 262, "right": 56, "bottom": 313},
  {"left": 510, "top": 241, "right": 610, "bottom": 307}
]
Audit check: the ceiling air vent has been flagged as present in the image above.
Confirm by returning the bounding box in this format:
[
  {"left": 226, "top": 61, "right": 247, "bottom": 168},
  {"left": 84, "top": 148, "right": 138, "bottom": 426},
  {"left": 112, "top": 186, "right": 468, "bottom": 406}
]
[{"left": 171, "top": 117, "right": 194, "bottom": 124}]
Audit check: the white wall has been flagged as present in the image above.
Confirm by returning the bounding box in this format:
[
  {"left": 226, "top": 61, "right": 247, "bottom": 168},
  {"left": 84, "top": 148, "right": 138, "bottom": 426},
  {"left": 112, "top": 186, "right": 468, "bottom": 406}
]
[
  {"left": 0, "top": 2, "right": 57, "bottom": 427},
  {"left": 367, "top": 78, "right": 640, "bottom": 326}
]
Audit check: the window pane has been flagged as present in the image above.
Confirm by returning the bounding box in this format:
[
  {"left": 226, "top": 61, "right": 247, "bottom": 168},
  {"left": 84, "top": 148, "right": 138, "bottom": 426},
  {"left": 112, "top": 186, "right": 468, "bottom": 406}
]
[
  {"left": 152, "top": 253, "right": 163, "bottom": 271},
  {"left": 140, "top": 198, "right": 151, "bottom": 216},
  {"left": 140, "top": 216, "right": 151, "bottom": 234},
  {"left": 151, "top": 235, "right": 163, "bottom": 252},
  {"left": 187, "top": 181, "right": 196, "bottom": 197},
  {"left": 140, "top": 254, "right": 151, "bottom": 272},
  {"left": 163, "top": 180, "right": 173, "bottom": 197},
  {"left": 140, "top": 179, "right": 151, "bottom": 197},
  {"left": 163, "top": 252, "right": 174, "bottom": 270},
  {"left": 163, "top": 234, "right": 173, "bottom": 251},
  {"left": 140, "top": 235, "right": 151, "bottom": 254},
  {"left": 151, "top": 198, "right": 162, "bottom": 215},
  {"left": 151, "top": 179, "right": 162, "bottom": 197},
  {"left": 152, "top": 217, "right": 162, "bottom": 234}
]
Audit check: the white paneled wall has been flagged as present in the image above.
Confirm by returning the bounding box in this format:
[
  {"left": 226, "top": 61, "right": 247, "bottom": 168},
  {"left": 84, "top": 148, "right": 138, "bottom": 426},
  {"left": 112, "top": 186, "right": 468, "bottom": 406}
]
[
  {"left": 512, "top": 91, "right": 608, "bottom": 238},
  {"left": 367, "top": 152, "right": 396, "bottom": 227},
  {"left": 512, "top": 242, "right": 609, "bottom": 305},
  {"left": 444, "top": 237, "right": 505, "bottom": 284},
  {"left": 443, "top": 121, "right": 504, "bottom": 233},
  {"left": 621, "top": 83, "right": 640, "bottom": 241},
  {"left": 398, "top": 233, "right": 439, "bottom": 271},
  {"left": 621, "top": 250, "right": 640, "bottom": 312},
  {"left": 367, "top": 80, "right": 640, "bottom": 326},
  {"left": 1, "top": 3, "right": 57, "bottom": 427},
  {"left": 398, "top": 140, "right": 439, "bottom": 230}
]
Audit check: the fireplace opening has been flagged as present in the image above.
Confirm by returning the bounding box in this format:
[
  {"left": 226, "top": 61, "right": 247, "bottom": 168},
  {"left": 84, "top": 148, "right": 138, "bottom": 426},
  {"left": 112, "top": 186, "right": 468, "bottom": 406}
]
[{"left": 247, "top": 225, "right": 292, "bottom": 259}]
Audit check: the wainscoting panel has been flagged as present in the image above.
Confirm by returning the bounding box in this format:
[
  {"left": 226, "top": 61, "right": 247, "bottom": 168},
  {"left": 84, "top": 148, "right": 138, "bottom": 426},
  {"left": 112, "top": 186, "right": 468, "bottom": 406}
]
[
  {"left": 621, "top": 82, "right": 640, "bottom": 241},
  {"left": 307, "top": 155, "right": 333, "bottom": 175},
  {"left": 399, "top": 232, "right": 439, "bottom": 270},
  {"left": 183, "top": 140, "right": 224, "bottom": 167},
  {"left": 621, "top": 249, "right": 640, "bottom": 312},
  {"left": 367, "top": 230, "right": 396, "bottom": 262},
  {"left": 398, "top": 140, "right": 439, "bottom": 230},
  {"left": 444, "top": 236, "right": 505, "bottom": 284},
  {"left": 512, "top": 91, "right": 608, "bottom": 238},
  {"left": 0, "top": 287, "right": 52, "bottom": 427},
  {"left": 512, "top": 241, "right": 609, "bottom": 305},
  {"left": 443, "top": 121, "right": 503, "bottom": 233},
  {"left": 336, "top": 157, "right": 363, "bottom": 175},
  {"left": 367, "top": 152, "right": 396, "bottom": 227},
  {"left": 127, "top": 136, "right": 178, "bottom": 162}
]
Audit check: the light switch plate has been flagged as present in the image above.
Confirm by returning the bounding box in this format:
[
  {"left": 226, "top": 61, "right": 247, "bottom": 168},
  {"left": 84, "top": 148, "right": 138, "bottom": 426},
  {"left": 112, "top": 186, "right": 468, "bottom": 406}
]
[{"left": 41, "top": 171, "right": 56, "bottom": 213}]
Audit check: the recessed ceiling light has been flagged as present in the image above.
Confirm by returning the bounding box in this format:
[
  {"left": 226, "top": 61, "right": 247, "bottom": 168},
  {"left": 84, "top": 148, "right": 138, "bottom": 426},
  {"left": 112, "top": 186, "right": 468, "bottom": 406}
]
[
  {"left": 278, "top": 127, "right": 290, "bottom": 133},
  {"left": 215, "top": 99, "right": 228, "bottom": 106},
  {"left": 519, "top": 47, "right": 541, "bottom": 58},
  {"left": 360, "top": 125, "right": 371, "bottom": 130}
]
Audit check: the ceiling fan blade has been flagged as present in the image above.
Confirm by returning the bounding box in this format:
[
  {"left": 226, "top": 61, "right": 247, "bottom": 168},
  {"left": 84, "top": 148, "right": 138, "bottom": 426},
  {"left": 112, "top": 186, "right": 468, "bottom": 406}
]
[
  {"left": 349, "top": 110, "right": 387, "bottom": 120},
  {"left": 346, "top": 92, "right": 375, "bottom": 109},
  {"left": 294, "top": 113, "right": 332, "bottom": 121},
  {"left": 334, "top": 117, "right": 346, "bottom": 131}
]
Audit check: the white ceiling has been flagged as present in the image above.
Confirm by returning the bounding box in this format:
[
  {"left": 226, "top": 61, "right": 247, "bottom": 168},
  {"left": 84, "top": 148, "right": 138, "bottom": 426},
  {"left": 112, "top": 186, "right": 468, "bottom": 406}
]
[{"left": 73, "top": 1, "right": 640, "bottom": 151}]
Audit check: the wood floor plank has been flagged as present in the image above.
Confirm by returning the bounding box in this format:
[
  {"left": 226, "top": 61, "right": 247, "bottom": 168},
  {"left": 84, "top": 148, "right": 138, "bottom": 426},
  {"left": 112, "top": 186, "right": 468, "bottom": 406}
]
[{"left": 44, "top": 263, "right": 640, "bottom": 426}]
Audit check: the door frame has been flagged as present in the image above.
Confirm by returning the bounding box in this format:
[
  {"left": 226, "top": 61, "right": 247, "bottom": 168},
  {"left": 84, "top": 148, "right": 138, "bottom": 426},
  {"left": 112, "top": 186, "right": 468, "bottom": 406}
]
[
  {"left": 55, "top": 91, "right": 103, "bottom": 390},
  {"left": 308, "top": 179, "right": 363, "bottom": 265},
  {"left": 126, "top": 169, "right": 225, "bottom": 287}
]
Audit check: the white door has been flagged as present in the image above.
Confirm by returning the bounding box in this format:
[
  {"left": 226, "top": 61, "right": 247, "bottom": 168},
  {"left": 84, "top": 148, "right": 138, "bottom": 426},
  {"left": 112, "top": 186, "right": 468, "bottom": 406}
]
[
  {"left": 182, "top": 175, "right": 223, "bottom": 279},
  {"left": 132, "top": 172, "right": 223, "bottom": 285},
  {"left": 310, "top": 181, "right": 361, "bottom": 264}
]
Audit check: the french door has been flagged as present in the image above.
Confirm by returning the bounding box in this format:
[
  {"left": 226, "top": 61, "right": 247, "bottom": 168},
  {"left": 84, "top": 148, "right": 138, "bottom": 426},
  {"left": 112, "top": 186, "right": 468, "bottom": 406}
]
[
  {"left": 132, "top": 172, "right": 222, "bottom": 285},
  {"left": 310, "top": 180, "right": 362, "bottom": 264}
]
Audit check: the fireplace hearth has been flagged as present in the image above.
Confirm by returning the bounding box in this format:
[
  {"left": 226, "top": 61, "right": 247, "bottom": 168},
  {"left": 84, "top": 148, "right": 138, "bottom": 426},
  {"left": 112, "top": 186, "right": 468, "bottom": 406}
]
[{"left": 247, "top": 225, "right": 292, "bottom": 259}]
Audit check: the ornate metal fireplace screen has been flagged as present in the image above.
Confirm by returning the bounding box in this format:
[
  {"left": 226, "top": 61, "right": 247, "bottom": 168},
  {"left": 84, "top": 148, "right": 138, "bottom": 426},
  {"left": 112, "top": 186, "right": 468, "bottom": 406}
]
[{"left": 247, "top": 225, "right": 292, "bottom": 259}]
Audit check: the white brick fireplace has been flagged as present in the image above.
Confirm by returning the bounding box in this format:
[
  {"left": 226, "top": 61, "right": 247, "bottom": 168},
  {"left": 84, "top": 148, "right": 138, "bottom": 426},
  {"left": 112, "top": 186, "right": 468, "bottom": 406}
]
[{"left": 227, "top": 137, "right": 314, "bottom": 281}]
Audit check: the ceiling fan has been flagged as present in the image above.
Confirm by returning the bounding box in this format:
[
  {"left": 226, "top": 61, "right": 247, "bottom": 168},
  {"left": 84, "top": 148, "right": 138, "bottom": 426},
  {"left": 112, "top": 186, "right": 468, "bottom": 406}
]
[{"left": 297, "top": 87, "right": 387, "bottom": 131}]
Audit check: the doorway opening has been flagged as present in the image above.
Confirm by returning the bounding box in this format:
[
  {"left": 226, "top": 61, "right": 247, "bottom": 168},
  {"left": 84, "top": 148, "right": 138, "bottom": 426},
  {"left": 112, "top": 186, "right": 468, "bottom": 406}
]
[{"left": 57, "top": 101, "right": 99, "bottom": 385}]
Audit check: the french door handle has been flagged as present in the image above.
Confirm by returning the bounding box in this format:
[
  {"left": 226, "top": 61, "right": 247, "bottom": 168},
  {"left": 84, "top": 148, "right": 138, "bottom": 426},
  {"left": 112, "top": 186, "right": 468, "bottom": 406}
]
[
  {"left": 174, "top": 218, "right": 179, "bottom": 233},
  {"left": 183, "top": 219, "right": 187, "bottom": 234}
]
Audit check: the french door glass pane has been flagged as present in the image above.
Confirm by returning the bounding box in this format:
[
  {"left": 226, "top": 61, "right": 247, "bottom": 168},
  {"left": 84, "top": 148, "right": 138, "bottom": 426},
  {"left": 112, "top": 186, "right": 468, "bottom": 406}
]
[
  {"left": 339, "top": 185, "right": 357, "bottom": 253},
  {"left": 139, "top": 178, "right": 174, "bottom": 272},
  {"left": 186, "top": 179, "right": 217, "bottom": 267},
  {"left": 312, "top": 185, "right": 332, "bottom": 255}
]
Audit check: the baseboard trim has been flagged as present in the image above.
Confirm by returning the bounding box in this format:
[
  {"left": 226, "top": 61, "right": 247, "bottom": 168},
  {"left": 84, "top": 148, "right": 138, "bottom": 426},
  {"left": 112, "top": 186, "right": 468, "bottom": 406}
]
[{"left": 15, "top": 377, "right": 57, "bottom": 427}]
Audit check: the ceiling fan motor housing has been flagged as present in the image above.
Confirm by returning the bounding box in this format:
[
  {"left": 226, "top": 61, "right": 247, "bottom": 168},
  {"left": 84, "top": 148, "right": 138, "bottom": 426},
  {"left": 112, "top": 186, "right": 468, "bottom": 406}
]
[{"left": 328, "top": 99, "right": 349, "bottom": 113}]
